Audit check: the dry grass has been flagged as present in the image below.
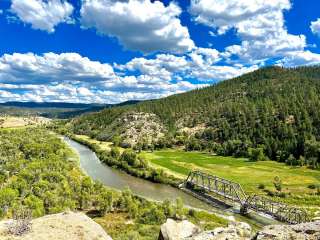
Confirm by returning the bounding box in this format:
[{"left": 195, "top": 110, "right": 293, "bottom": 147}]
[{"left": 0, "top": 116, "right": 50, "bottom": 128}]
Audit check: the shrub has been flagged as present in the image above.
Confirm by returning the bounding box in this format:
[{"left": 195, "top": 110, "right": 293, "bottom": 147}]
[
  {"left": 273, "top": 176, "right": 282, "bottom": 192},
  {"left": 308, "top": 184, "right": 317, "bottom": 189},
  {"left": 248, "top": 147, "right": 266, "bottom": 161}
]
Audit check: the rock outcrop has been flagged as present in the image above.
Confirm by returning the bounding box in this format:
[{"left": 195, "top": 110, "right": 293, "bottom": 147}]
[
  {"left": 159, "top": 219, "right": 251, "bottom": 240},
  {"left": 158, "top": 219, "right": 201, "bottom": 240},
  {"left": 0, "top": 211, "right": 112, "bottom": 240},
  {"left": 112, "top": 111, "right": 167, "bottom": 147},
  {"left": 254, "top": 221, "right": 320, "bottom": 240},
  {"left": 158, "top": 219, "right": 320, "bottom": 240}
]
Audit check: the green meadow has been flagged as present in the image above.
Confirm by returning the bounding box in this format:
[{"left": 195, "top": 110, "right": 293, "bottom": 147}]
[{"left": 141, "top": 150, "right": 320, "bottom": 208}]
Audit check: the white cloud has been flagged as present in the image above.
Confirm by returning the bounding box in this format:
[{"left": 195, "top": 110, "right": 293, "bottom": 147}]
[
  {"left": 189, "top": 47, "right": 221, "bottom": 67},
  {"left": 80, "top": 0, "right": 194, "bottom": 53},
  {"left": 188, "top": 63, "right": 259, "bottom": 81},
  {"left": 0, "top": 52, "right": 207, "bottom": 103},
  {"left": 276, "top": 51, "right": 320, "bottom": 67},
  {"left": 120, "top": 47, "right": 257, "bottom": 82},
  {"left": 120, "top": 54, "right": 189, "bottom": 82},
  {"left": 311, "top": 18, "right": 320, "bottom": 37},
  {"left": 10, "top": 0, "right": 74, "bottom": 33},
  {"left": 0, "top": 52, "right": 115, "bottom": 84},
  {"left": 190, "top": 0, "right": 290, "bottom": 34},
  {"left": 190, "top": 0, "right": 306, "bottom": 63}
]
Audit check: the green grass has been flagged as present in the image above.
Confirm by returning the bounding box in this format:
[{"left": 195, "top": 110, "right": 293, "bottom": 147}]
[{"left": 141, "top": 150, "right": 320, "bottom": 208}]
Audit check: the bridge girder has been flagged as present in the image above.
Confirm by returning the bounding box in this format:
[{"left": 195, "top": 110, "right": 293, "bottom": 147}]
[{"left": 183, "top": 170, "right": 309, "bottom": 224}]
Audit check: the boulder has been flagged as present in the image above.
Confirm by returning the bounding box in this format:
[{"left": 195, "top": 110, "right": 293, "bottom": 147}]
[
  {"left": 0, "top": 211, "right": 112, "bottom": 240},
  {"left": 158, "top": 219, "right": 201, "bottom": 240},
  {"left": 185, "top": 221, "right": 252, "bottom": 240},
  {"left": 255, "top": 221, "right": 320, "bottom": 240},
  {"left": 159, "top": 219, "right": 252, "bottom": 240}
]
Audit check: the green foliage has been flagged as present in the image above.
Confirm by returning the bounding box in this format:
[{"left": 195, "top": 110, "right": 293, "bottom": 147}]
[
  {"left": 273, "top": 176, "right": 283, "bottom": 192},
  {"left": 248, "top": 148, "right": 266, "bottom": 161},
  {"left": 0, "top": 128, "right": 111, "bottom": 218}
]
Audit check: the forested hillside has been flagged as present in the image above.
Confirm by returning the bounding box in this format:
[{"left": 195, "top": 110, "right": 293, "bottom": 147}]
[{"left": 69, "top": 66, "right": 320, "bottom": 167}]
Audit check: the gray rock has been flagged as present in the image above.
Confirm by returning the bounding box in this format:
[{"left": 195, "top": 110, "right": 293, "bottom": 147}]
[
  {"left": 159, "top": 219, "right": 252, "bottom": 240},
  {"left": 158, "top": 219, "right": 201, "bottom": 240},
  {"left": 255, "top": 221, "right": 320, "bottom": 240},
  {"left": 159, "top": 219, "right": 320, "bottom": 240},
  {"left": 185, "top": 221, "right": 251, "bottom": 240},
  {"left": 0, "top": 211, "right": 112, "bottom": 240}
]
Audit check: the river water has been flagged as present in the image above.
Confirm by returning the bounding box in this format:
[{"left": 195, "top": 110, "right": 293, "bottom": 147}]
[{"left": 64, "top": 137, "right": 276, "bottom": 227}]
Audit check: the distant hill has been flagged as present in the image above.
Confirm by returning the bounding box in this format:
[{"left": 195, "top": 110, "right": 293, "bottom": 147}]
[
  {"left": 0, "top": 100, "right": 140, "bottom": 118},
  {"left": 70, "top": 66, "right": 320, "bottom": 166},
  {"left": 0, "top": 101, "right": 104, "bottom": 109}
]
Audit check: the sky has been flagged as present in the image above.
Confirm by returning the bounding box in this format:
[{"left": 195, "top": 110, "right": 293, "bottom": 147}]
[{"left": 0, "top": 0, "right": 320, "bottom": 103}]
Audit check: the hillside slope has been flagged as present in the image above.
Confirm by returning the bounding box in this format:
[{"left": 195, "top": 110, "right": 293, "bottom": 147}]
[{"left": 70, "top": 66, "right": 320, "bottom": 165}]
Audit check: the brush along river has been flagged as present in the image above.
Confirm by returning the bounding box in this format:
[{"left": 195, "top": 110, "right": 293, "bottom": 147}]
[{"left": 64, "top": 137, "right": 278, "bottom": 228}]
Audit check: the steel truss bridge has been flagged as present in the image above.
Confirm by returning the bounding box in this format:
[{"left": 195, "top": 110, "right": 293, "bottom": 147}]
[{"left": 181, "top": 170, "right": 309, "bottom": 224}]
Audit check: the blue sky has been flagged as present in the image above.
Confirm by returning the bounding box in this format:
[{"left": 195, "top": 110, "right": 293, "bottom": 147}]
[{"left": 0, "top": 0, "right": 320, "bottom": 103}]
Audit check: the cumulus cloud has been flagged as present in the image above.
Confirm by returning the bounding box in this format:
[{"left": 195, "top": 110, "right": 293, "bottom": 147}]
[
  {"left": 0, "top": 52, "right": 115, "bottom": 84},
  {"left": 120, "top": 47, "right": 257, "bottom": 82},
  {"left": 0, "top": 52, "right": 207, "bottom": 103},
  {"left": 10, "top": 0, "right": 74, "bottom": 33},
  {"left": 119, "top": 54, "right": 189, "bottom": 82},
  {"left": 311, "top": 18, "right": 320, "bottom": 37},
  {"left": 80, "top": 0, "right": 194, "bottom": 53},
  {"left": 190, "top": 0, "right": 306, "bottom": 63},
  {"left": 190, "top": 0, "right": 290, "bottom": 34},
  {"left": 276, "top": 51, "right": 320, "bottom": 67}
]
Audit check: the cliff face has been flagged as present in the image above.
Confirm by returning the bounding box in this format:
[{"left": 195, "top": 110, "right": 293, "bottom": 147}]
[{"left": 0, "top": 212, "right": 112, "bottom": 240}]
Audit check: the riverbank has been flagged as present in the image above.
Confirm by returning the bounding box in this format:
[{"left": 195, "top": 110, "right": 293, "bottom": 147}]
[{"left": 68, "top": 134, "right": 181, "bottom": 187}]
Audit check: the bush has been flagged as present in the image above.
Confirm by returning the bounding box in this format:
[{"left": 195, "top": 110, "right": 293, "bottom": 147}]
[
  {"left": 248, "top": 147, "right": 266, "bottom": 161},
  {"left": 258, "top": 183, "right": 265, "bottom": 190},
  {"left": 273, "top": 176, "right": 282, "bottom": 192},
  {"left": 308, "top": 184, "right": 317, "bottom": 189}
]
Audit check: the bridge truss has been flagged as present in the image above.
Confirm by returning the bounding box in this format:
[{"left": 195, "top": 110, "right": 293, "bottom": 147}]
[{"left": 182, "top": 170, "right": 309, "bottom": 224}]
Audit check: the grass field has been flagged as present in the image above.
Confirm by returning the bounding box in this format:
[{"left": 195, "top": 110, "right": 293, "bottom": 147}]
[
  {"left": 74, "top": 134, "right": 114, "bottom": 151},
  {"left": 0, "top": 116, "right": 50, "bottom": 128},
  {"left": 141, "top": 150, "right": 320, "bottom": 208}
]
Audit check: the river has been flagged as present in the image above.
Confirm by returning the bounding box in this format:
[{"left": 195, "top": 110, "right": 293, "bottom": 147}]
[{"left": 64, "top": 137, "right": 277, "bottom": 227}]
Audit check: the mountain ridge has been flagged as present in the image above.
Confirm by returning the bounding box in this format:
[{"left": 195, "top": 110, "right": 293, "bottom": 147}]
[{"left": 69, "top": 66, "right": 320, "bottom": 166}]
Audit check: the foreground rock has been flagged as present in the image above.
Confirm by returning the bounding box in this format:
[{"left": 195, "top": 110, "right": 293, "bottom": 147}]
[
  {"left": 159, "top": 219, "right": 251, "bottom": 240},
  {"left": 255, "top": 221, "right": 320, "bottom": 240},
  {"left": 159, "top": 219, "right": 320, "bottom": 240},
  {"left": 0, "top": 212, "right": 112, "bottom": 240},
  {"left": 186, "top": 221, "right": 251, "bottom": 240},
  {"left": 158, "top": 219, "right": 201, "bottom": 240}
]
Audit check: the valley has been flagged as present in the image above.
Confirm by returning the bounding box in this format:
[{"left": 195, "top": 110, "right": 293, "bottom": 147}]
[
  {"left": 1, "top": 67, "right": 320, "bottom": 239},
  {"left": 2, "top": 0, "right": 320, "bottom": 238}
]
